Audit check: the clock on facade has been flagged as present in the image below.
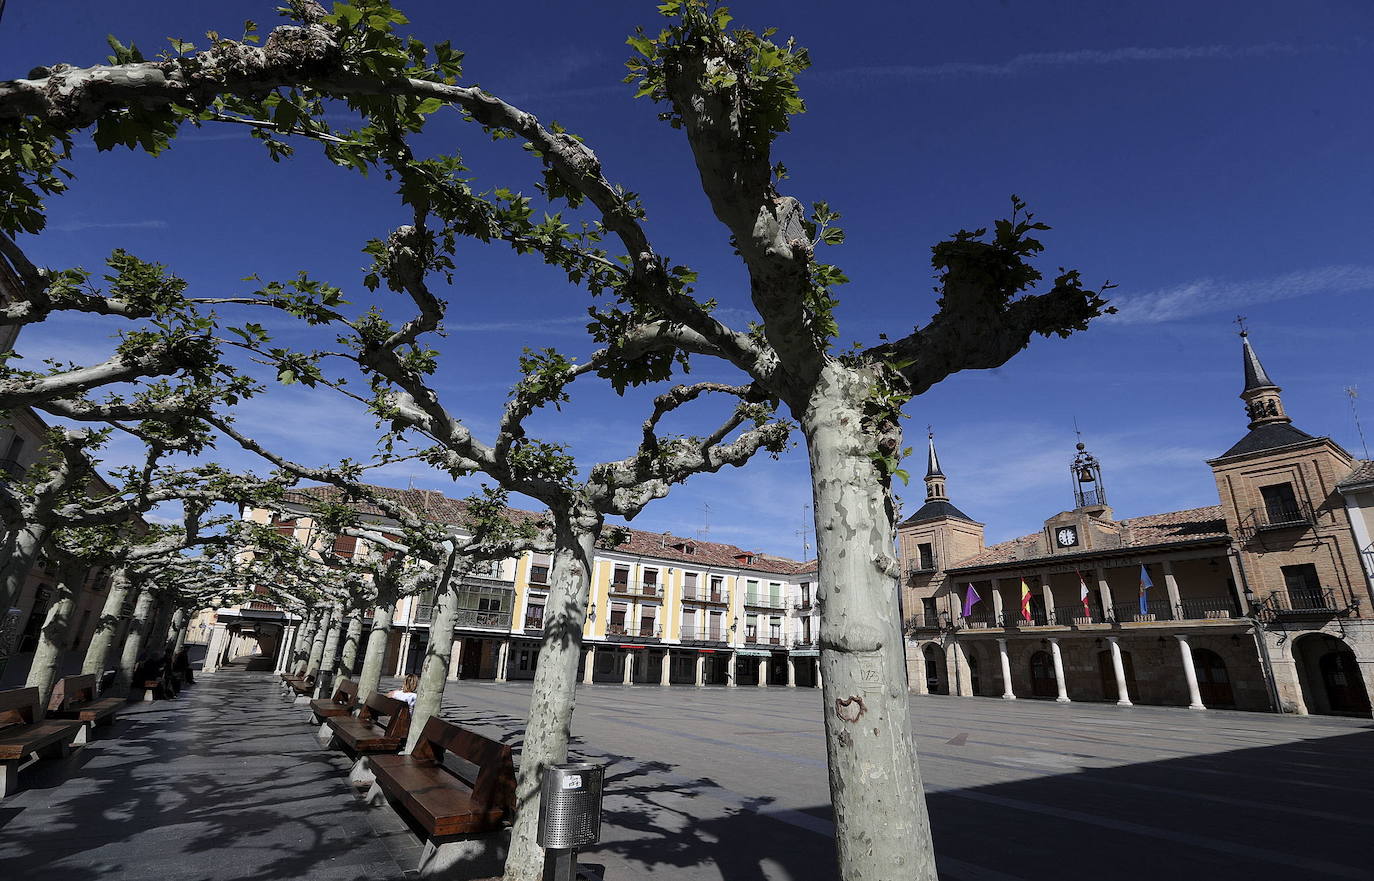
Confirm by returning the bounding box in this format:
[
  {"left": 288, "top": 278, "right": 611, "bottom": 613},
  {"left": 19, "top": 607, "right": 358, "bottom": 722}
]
[{"left": 1055, "top": 526, "right": 1079, "bottom": 548}]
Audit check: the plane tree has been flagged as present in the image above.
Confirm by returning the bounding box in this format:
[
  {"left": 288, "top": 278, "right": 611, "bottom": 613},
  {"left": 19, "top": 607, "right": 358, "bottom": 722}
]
[{"left": 0, "top": 4, "right": 1115, "bottom": 877}]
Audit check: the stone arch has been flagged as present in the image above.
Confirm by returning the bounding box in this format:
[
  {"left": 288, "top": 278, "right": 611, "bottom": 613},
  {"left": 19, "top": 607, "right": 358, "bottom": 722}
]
[
  {"left": 922, "top": 642, "right": 947, "bottom": 695},
  {"left": 1191, "top": 647, "right": 1235, "bottom": 708},
  {"left": 1293, "top": 633, "right": 1371, "bottom": 717}
]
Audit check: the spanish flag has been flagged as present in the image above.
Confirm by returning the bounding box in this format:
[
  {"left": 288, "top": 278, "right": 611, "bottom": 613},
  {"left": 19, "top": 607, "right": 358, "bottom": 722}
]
[{"left": 1020, "top": 579, "right": 1032, "bottom": 622}]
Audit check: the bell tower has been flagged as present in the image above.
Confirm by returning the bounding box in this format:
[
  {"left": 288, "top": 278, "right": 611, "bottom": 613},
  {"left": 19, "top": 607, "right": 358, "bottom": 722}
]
[
  {"left": 924, "top": 431, "right": 947, "bottom": 502},
  {"left": 1239, "top": 329, "right": 1290, "bottom": 429},
  {"left": 1072, "top": 441, "right": 1106, "bottom": 510}
]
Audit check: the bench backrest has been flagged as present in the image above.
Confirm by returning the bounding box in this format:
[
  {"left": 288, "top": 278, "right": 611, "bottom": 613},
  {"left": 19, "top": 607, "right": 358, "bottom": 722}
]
[
  {"left": 47, "top": 674, "right": 98, "bottom": 713},
  {"left": 0, "top": 686, "right": 40, "bottom": 729},
  {"left": 412, "top": 717, "right": 516, "bottom": 817},
  {"left": 358, "top": 691, "right": 410, "bottom": 741},
  {"left": 330, "top": 678, "right": 359, "bottom": 706}
]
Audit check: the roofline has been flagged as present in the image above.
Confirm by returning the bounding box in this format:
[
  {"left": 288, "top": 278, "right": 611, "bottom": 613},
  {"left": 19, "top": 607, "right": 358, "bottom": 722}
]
[
  {"left": 1338, "top": 478, "right": 1374, "bottom": 493},
  {"left": 945, "top": 534, "right": 1231, "bottom": 576},
  {"left": 1205, "top": 434, "right": 1350, "bottom": 466},
  {"left": 900, "top": 514, "right": 986, "bottom": 528}
]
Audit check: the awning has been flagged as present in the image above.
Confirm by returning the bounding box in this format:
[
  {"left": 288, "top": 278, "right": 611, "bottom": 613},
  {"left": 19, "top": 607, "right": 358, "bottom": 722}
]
[{"left": 734, "top": 648, "right": 771, "bottom": 657}]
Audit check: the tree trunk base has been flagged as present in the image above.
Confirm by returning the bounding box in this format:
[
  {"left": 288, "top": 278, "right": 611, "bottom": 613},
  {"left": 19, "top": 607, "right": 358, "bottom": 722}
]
[{"left": 417, "top": 830, "right": 509, "bottom": 880}]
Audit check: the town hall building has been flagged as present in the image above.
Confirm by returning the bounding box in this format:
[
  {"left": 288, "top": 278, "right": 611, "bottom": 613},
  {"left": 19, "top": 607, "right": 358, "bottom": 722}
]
[{"left": 900, "top": 332, "right": 1374, "bottom": 717}]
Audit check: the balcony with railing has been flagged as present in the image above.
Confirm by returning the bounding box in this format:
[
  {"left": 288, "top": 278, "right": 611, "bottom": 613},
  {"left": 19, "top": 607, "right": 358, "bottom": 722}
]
[
  {"left": 794, "top": 598, "right": 817, "bottom": 613},
  {"left": 413, "top": 603, "right": 434, "bottom": 624},
  {"left": 609, "top": 580, "right": 663, "bottom": 598},
  {"left": 679, "top": 626, "right": 728, "bottom": 644},
  {"left": 791, "top": 634, "right": 818, "bottom": 650},
  {"left": 606, "top": 623, "right": 661, "bottom": 641},
  {"left": 907, "top": 612, "right": 943, "bottom": 630},
  {"left": 905, "top": 555, "right": 938, "bottom": 578},
  {"left": 1264, "top": 588, "right": 1340, "bottom": 618},
  {"left": 744, "top": 631, "right": 784, "bottom": 646},
  {"left": 743, "top": 594, "right": 788, "bottom": 611},
  {"left": 1113, "top": 599, "right": 1176, "bottom": 623},
  {"left": 411, "top": 604, "right": 513, "bottom": 629},
  {"left": 682, "top": 590, "right": 728, "bottom": 605},
  {"left": 1250, "top": 500, "right": 1315, "bottom": 533},
  {"left": 522, "top": 615, "right": 545, "bottom": 633}
]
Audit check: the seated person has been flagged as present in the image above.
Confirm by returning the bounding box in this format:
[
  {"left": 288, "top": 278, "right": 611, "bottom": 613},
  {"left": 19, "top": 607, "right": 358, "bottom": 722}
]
[{"left": 387, "top": 673, "right": 419, "bottom": 709}]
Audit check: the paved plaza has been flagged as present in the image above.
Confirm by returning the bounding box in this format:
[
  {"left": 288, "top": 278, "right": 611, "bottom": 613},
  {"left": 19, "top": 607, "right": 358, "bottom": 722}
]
[{"left": 1, "top": 672, "right": 1371, "bottom": 881}]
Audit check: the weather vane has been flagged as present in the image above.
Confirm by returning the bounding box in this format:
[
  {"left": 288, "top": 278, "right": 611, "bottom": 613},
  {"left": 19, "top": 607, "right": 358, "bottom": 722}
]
[{"left": 1234, "top": 314, "right": 1248, "bottom": 336}]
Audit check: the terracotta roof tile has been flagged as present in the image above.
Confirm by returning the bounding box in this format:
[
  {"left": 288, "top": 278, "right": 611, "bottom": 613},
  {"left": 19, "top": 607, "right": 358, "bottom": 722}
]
[
  {"left": 283, "top": 484, "right": 810, "bottom": 575},
  {"left": 948, "top": 505, "right": 1229, "bottom": 571},
  {"left": 1338, "top": 460, "right": 1374, "bottom": 490}
]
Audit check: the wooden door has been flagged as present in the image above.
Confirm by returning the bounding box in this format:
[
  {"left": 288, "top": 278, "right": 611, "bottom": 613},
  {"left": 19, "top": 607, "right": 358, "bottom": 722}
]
[
  {"left": 1320, "top": 651, "right": 1372, "bottom": 715},
  {"left": 1192, "top": 648, "right": 1235, "bottom": 708}
]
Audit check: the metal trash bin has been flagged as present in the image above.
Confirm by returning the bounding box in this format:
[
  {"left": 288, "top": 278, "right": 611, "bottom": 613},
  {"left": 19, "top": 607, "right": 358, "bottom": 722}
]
[{"left": 538, "top": 763, "right": 604, "bottom": 880}]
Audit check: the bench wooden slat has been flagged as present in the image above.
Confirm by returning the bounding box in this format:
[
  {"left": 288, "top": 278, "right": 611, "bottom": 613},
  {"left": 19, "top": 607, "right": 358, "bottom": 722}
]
[
  {"left": 370, "top": 717, "right": 515, "bottom": 839},
  {"left": 324, "top": 691, "right": 409, "bottom": 755},
  {"left": 46, "top": 675, "right": 121, "bottom": 726},
  {"left": 308, "top": 678, "right": 358, "bottom": 719}
]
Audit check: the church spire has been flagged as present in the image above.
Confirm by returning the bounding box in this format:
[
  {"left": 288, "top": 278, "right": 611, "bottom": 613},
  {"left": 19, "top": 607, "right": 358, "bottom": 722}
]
[
  {"left": 924, "top": 430, "right": 948, "bottom": 502},
  {"left": 1238, "top": 329, "right": 1290, "bottom": 429}
]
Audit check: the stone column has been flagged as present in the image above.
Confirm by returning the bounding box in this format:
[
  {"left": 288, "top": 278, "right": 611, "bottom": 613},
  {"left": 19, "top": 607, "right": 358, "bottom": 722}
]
[
  {"left": 908, "top": 642, "right": 927, "bottom": 695},
  {"left": 1106, "top": 636, "right": 1132, "bottom": 706},
  {"left": 622, "top": 650, "right": 633, "bottom": 685},
  {"left": 273, "top": 625, "right": 295, "bottom": 673},
  {"left": 787, "top": 656, "right": 797, "bottom": 687},
  {"left": 694, "top": 653, "right": 705, "bottom": 687},
  {"left": 1048, "top": 637, "right": 1070, "bottom": 703},
  {"left": 997, "top": 638, "right": 1015, "bottom": 700},
  {"left": 951, "top": 640, "right": 973, "bottom": 697},
  {"left": 1176, "top": 634, "right": 1205, "bottom": 710},
  {"left": 816, "top": 660, "right": 824, "bottom": 691},
  {"left": 659, "top": 650, "right": 671, "bottom": 686},
  {"left": 201, "top": 623, "right": 229, "bottom": 674},
  {"left": 496, "top": 639, "right": 510, "bottom": 683},
  {"left": 757, "top": 657, "right": 767, "bottom": 687},
  {"left": 1162, "top": 560, "right": 1183, "bottom": 619},
  {"left": 394, "top": 629, "right": 413, "bottom": 676},
  {"left": 447, "top": 637, "right": 464, "bottom": 680},
  {"left": 1041, "top": 579, "right": 1056, "bottom": 625},
  {"left": 1095, "top": 567, "right": 1114, "bottom": 621},
  {"left": 582, "top": 645, "right": 595, "bottom": 685}
]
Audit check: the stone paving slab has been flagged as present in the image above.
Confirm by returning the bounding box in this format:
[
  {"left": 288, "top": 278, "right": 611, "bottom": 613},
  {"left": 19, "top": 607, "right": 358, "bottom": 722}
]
[
  {"left": 0, "top": 673, "right": 405, "bottom": 881},
  {"left": 414, "top": 679, "right": 1374, "bottom": 881}
]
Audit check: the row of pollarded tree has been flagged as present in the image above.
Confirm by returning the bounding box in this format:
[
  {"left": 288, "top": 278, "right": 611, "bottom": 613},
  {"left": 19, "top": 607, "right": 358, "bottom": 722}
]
[{"left": 0, "top": 3, "right": 1114, "bottom": 878}]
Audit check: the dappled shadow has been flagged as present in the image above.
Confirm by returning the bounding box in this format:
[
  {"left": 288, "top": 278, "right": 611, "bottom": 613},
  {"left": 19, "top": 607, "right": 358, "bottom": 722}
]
[{"left": 0, "top": 675, "right": 403, "bottom": 881}]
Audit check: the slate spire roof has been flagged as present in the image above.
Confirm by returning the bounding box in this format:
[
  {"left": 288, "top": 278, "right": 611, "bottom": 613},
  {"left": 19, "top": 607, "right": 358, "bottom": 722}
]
[
  {"left": 925, "top": 432, "right": 944, "bottom": 478},
  {"left": 1241, "top": 331, "right": 1277, "bottom": 392}
]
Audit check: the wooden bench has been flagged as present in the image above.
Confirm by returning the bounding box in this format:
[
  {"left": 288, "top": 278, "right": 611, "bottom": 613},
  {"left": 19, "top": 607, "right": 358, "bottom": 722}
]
[
  {"left": 46, "top": 675, "right": 123, "bottom": 743},
  {"left": 308, "top": 678, "right": 359, "bottom": 734},
  {"left": 325, "top": 691, "right": 410, "bottom": 757},
  {"left": 285, "top": 673, "right": 317, "bottom": 705},
  {"left": 0, "top": 687, "right": 83, "bottom": 799},
  {"left": 133, "top": 657, "right": 175, "bottom": 702},
  {"left": 371, "top": 717, "right": 516, "bottom": 836}
]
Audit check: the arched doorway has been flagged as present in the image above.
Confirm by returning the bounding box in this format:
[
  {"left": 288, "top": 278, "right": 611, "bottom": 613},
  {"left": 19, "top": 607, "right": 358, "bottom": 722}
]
[
  {"left": 1097, "top": 649, "right": 1138, "bottom": 703},
  {"left": 923, "top": 644, "right": 947, "bottom": 694},
  {"left": 1192, "top": 648, "right": 1234, "bottom": 708},
  {"left": 1295, "top": 634, "right": 1371, "bottom": 716},
  {"left": 1029, "top": 650, "right": 1056, "bottom": 698}
]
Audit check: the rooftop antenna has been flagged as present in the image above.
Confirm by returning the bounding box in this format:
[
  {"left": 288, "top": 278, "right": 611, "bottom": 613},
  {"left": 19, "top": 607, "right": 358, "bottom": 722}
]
[
  {"left": 1348, "top": 386, "right": 1370, "bottom": 460},
  {"left": 697, "top": 501, "right": 710, "bottom": 541},
  {"left": 794, "top": 503, "right": 813, "bottom": 560}
]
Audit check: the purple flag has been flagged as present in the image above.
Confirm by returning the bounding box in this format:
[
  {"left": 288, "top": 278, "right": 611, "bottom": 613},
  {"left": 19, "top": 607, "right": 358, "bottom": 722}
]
[{"left": 961, "top": 583, "right": 981, "bottom": 617}]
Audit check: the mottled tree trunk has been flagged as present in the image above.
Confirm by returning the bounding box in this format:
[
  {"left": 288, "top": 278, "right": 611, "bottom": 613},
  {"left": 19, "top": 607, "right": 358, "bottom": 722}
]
[
  {"left": 24, "top": 559, "right": 86, "bottom": 713},
  {"left": 336, "top": 604, "right": 364, "bottom": 678},
  {"left": 82, "top": 568, "right": 132, "bottom": 675},
  {"left": 803, "top": 364, "right": 935, "bottom": 881},
  {"left": 503, "top": 514, "right": 598, "bottom": 881},
  {"left": 357, "top": 599, "right": 394, "bottom": 700},
  {"left": 314, "top": 603, "right": 345, "bottom": 679},
  {"left": 112, "top": 588, "right": 158, "bottom": 696},
  {"left": 161, "top": 607, "right": 187, "bottom": 657},
  {"left": 292, "top": 608, "right": 320, "bottom": 675},
  {"left": 148, "top": 600, "right": 175, "bottom": 661},
  {"left": 304, "top": 605, "right": 336, "bottom": 677},
  {"left": 406, "top": 552, "right": 460, "bottom": 753},
  {"left": 0, "top": 521, "right": 51, "bottom": 613}
]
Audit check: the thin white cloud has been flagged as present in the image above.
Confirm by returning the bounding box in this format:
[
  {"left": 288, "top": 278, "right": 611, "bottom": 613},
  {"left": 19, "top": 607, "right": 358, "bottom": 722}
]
[
  {"left": 448, "top": 315, "right": 587, "bottom": 334},
  {"left": 49, "top": 219, "right": 168, "bottom": 233},
  {"left": 1109, "top": 265, "right": 1374, "bottom": 325},
  {"left": 826, "top": 42, "right": 1326, "bottom": 83}
]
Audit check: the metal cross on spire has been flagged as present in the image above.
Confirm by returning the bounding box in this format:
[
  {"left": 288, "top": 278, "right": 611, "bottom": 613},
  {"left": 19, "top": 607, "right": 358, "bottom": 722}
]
[{"left": 1235, "top": 314, "right": 1249, "bottom": 336}]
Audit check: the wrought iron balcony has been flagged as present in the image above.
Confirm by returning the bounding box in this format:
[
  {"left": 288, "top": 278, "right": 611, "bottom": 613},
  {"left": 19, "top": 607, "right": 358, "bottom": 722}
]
[
  {"left": 1175, "top": 597, "right": 1240, "bottom": 620},
  {"left": 961, "top": 612, "right": 997, "bottom": 629},
  {"left": 522, "top": 616, "right": 545, "bottom": 632},
  {"left": 413, "top": 604, "right": 434, "bottom": 624},
  {"left": 1250, "top": 501, "right": 1315, "bottom": 532},
  {"left": 905, "top": 557, "right": 938, "bottom": 577},
  {"left": 609, "top": 581, "right": 663, "bottom": 598},
  {"left": 679, "top": 627, "right": 728, "bottom": 644},
  {"left": 794, "top": 598, "right": 815, "bottom": 613},
  {"left": 1267, "top": 588, "right": 1338, "bottom": 615},
  {"left": 744, "top": 632, "right": 784, "bottom": 645},
  {"left": 454, "top": 608, "right": 511, "bottom": 629},
  {"left": 791, "top": 636, "right": 818, "bottom": 649},
  {"left": 1112, "top": 600, "right": 1176, "bottom": 623},
  {"left": 606, "top": 623, "right": 661, "bottom": 641},
  {"left": 681, "top": 590, "right": 728, "bottom": 604},
  {"left": 743, "top": 594, "right": 788, "bottom": 610},
  {"left": 907, "top": 612, "right": 943, "bottom": 630}
]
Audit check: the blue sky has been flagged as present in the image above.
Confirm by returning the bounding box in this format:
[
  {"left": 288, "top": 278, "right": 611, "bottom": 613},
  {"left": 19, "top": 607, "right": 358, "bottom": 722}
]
[{"left": 3, "top": 1, "right": 1372, "bottom": 558}]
